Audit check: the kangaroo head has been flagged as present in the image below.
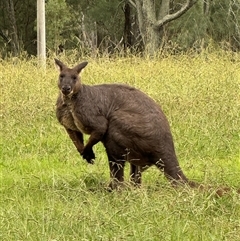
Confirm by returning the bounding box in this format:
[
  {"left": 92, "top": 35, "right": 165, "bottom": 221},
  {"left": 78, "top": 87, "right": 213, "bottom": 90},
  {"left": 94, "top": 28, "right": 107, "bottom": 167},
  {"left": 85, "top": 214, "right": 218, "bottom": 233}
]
[{"left": 55, "top": 59, "right": 88, "bottom": 97}]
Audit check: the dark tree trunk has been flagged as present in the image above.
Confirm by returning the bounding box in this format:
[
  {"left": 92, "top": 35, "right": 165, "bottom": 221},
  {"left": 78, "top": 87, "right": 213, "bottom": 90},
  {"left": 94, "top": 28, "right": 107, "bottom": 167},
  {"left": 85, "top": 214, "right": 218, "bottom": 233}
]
[
  {"left": 123, "top": 2, "right": 132, "bottom": 51},
  {"left": 5, "top": 0, "right": 19, "bottom": 56}
]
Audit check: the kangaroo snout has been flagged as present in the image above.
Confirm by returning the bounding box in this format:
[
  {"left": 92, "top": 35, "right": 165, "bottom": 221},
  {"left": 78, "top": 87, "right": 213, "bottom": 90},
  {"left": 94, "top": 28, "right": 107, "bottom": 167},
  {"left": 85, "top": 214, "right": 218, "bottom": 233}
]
[{"left": 61, "top": 85, "right": 72, "bottom": 95}]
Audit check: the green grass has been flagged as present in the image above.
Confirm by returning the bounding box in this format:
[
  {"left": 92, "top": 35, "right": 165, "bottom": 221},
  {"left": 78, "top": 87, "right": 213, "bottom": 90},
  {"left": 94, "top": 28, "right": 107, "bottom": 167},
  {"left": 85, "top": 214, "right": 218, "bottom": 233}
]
[{"left": 0, "top": 52, "right": 240, "bottom": 240}]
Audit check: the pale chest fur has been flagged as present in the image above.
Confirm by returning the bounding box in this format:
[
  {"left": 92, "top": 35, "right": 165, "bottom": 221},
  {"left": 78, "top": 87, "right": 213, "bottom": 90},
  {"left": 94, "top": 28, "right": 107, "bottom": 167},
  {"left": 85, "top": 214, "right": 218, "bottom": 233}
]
[
  {"left": 71, "top": 110, "right": 91, "bottom": 135},
  {"left": 57, "top": 96, "right": 90, "bottom": 134},
  {"left": 60, "top": 112, "right": 78, "bottom": 131}
]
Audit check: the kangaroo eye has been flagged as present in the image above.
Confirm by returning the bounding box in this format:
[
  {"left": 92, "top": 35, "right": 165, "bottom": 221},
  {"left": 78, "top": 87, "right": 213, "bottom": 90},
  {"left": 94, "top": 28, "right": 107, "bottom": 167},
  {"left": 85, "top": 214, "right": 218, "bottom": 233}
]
[
  {"left": 72, "top": 75, "right": 77, "bottom": 80},
  {"left": 60, "top": 74, "right": 65, "bottom": 78}
]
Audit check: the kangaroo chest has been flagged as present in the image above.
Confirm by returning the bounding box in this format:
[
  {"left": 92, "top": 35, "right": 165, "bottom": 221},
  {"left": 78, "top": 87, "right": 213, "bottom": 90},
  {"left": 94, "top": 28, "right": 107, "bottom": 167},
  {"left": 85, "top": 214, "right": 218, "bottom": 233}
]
[
  {"left": 57, "top": 97, "right": 91, "bottom": 134},
  {"left": 69, "top": 99, "right": 92, "bottom": 134},
  {"left": 71, "top": 110, "right": 91, "bottom": 134}
]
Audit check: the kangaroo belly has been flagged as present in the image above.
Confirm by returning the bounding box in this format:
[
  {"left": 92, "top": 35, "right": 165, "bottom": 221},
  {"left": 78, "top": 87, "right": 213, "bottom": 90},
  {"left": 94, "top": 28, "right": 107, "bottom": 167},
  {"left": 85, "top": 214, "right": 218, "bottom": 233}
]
[{"left": 128, "top": 157, "right": 152, "bottom": 169}]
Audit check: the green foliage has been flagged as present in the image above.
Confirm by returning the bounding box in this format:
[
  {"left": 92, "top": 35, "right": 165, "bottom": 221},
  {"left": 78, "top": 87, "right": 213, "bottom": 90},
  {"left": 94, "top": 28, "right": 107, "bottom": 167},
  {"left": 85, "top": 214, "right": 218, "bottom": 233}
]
[
  {"left": 0, "top": 0, "right": 36, "bottom": 55},
  {"left": 85, "top": 0, "right": 124, "bottom": 42},
  {"left": 207, "top": 0, "right": 240, "bottom": 49},
  {"left": 169, "top": 0, "right": 240, "bottom": 51},
  {"left": 44, "top": 0, "right": 124, "bottom": 54},
  {"left": 45, "top": 0, "right": 73, "bottom": 51},
  {"left": 0, "top": 53, "right": 240, "bottom": 240}
]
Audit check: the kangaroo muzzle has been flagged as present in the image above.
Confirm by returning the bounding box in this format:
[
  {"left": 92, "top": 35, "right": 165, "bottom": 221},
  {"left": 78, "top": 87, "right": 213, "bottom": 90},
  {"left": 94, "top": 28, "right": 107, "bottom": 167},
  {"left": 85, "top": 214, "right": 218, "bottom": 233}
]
[{"left": 61, "top": 85, "right": 72, "bottom": 96}]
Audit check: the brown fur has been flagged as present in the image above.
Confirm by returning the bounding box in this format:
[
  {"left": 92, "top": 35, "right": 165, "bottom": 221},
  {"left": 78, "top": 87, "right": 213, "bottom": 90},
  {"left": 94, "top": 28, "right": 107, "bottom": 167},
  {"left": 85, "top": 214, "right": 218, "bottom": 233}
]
[{"left": 55, "top": 59, "right": 191, "bottom": 189}]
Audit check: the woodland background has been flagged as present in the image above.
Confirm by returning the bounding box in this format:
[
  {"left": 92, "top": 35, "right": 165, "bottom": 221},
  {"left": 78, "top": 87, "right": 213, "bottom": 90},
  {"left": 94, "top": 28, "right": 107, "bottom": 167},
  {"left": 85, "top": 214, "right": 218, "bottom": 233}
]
[{"left": 1, "top": 0, "right": 240, "bottom": 58}]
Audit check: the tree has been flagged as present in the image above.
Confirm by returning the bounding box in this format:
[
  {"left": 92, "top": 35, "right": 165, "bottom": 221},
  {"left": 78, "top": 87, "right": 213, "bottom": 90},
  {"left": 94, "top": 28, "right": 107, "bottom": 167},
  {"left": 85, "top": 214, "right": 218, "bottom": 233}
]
[
  {"left": 45, "top": 0, "right": 72, "bottom": 53},
  {"left": 169, "top": 0, "right": 240, "bottom": 52},
  {"left": 4, "top": 0, "right": 19, "bottom": 56},
  {"left": 130, "top": 0, "right": 198, "bottom": 55},
  {"left": 123, "top": 1, "right": 132, "bottom": 51},
  {"left": 0, "top": 0, "right": 36, "bottom": 57},
  {"left": 207, "top": 0, "right": 240, "bottom": 51}
]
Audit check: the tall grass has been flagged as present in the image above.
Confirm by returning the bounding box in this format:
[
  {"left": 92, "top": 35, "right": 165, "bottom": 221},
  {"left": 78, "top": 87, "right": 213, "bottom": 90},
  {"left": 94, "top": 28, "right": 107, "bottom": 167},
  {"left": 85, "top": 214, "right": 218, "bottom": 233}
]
[{"left": 0, "top": 52, "right": 240, "bottom": 240}]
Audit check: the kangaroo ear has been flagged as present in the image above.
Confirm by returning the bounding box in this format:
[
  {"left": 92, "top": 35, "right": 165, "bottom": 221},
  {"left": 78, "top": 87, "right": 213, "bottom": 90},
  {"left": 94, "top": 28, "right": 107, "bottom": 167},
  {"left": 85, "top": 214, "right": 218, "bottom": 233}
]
[
  {"left": 54, "top": 59, "right": 67, "bottom": 72},
  {"left": 73, "top": 61, "right": 88, "bottom": 74}
]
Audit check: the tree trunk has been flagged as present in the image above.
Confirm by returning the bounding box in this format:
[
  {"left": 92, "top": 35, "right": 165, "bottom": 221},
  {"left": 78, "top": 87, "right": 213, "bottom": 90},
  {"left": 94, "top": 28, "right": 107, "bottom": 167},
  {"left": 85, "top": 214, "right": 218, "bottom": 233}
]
[
  {"left": 123, "top": 1, "right": 132, "bottom": 51},
  {"left": 144, "top": 26, "right": 162, "bottom": 56},
  {"left": 5, "top": 0, "right": 19, "bottom": 56},
  {"left": 133, "top": 0, "right": 198, "bottom": 56}
]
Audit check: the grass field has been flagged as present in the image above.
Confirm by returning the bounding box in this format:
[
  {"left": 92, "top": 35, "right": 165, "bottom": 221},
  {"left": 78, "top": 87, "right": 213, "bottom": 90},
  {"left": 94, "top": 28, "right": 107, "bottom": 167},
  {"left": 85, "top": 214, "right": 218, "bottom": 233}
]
[{"left": 0, "top": 52, "right": 240, "bottom": 240}]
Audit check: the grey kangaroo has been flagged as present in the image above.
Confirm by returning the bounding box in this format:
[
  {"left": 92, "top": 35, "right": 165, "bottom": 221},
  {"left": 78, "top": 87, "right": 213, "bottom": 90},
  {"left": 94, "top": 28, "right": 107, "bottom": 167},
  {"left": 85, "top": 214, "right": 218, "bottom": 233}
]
[{"left": 55, "top": 59, "right": 193, "bottom": 189}]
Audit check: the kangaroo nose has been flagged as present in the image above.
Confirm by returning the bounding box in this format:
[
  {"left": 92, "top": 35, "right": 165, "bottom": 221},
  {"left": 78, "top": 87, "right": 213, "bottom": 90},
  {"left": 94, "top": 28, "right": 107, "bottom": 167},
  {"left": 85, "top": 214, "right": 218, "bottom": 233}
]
[{"left": 61, "top": 85, "right": 71, "bottom": 95}]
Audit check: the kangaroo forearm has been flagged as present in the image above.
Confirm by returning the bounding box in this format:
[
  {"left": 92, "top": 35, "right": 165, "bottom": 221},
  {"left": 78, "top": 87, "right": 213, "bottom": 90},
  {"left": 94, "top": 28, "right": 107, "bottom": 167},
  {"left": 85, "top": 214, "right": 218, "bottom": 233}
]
[
  {"left": 84, "top": 131, "right": 104, "bottom": 151},
  {"left": 65, "top": 128, "right": 84, "bottom": 153}
]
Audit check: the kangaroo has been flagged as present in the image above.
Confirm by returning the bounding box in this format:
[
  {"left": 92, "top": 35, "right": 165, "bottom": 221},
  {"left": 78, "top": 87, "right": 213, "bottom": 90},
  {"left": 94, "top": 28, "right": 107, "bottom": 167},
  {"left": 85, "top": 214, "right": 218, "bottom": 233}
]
[{"left": 55, "top": 59, "right": 192, "bottom": 189}]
